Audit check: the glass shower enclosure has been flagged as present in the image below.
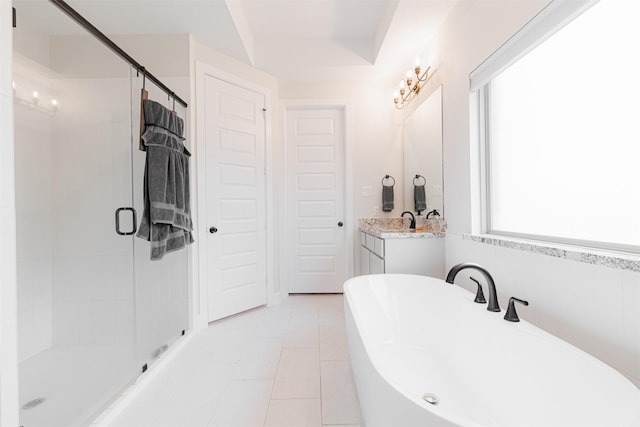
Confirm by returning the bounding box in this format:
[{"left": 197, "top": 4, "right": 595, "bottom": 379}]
[{"left": 13, "top": 1, "right": 189, "bottom": 426}]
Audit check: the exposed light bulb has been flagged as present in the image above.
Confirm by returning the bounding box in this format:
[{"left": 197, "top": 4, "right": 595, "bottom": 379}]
[
  {"left": 392, "top": 57, "right": 435, "bottom": 109},
  {"left": 51, "top": 99, "right": 58, "bottom": 106},
  {"left": 32, "top": 90, "right": 39, "bottom": 98}
]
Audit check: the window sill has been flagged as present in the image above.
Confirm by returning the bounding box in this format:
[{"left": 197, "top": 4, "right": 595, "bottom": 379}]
[{"left": 463, "top": 233, "right": 640, "bottom": 273}]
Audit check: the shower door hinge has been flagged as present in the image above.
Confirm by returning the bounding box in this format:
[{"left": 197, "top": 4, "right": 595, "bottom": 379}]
[{"left": 13, "top": 7, "right": 17, "bottom": 28}]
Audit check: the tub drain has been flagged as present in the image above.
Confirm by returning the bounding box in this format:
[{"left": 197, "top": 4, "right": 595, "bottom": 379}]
[
  {"left": 423, "top": 393, "right": 439, "bottom": 405},
  {"left": 22, "top": 397, "right": 46, "bottom": 410}
]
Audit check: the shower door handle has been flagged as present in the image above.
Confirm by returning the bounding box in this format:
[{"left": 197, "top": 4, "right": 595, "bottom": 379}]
[{"left": 115, "top": 207, "right": 138, "bottom": 236}]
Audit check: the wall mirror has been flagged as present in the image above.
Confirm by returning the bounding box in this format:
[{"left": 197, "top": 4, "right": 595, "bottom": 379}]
[{"left": 403, "top": 85, "right": 444, "bottom": 217}]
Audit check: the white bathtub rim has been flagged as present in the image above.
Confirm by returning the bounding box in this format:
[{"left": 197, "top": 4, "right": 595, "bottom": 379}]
[
  {"left": 343, "top": 274, "right": 640, "bottom": 427},
  {"left": 344, "top": 274, "right": 483, "bottom": 427},
  {"left": 344, "top": 298, "right": 471, "bottom": 427}
]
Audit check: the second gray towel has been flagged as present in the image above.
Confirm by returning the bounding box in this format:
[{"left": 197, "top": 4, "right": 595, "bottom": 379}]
[
  {"left": 382, "top": 185, "right": 394, "bottom": 212},
  {"left": 414, "top": 184, "right": 427, "bottom": 213}
]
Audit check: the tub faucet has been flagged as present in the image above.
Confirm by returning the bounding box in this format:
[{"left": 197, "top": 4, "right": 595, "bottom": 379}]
[
  {"left": 445, "top": 262, "right": 500, "bottom": 312},
  {"left": 400, "top": 211, "right": 416, "bottom": 229}
]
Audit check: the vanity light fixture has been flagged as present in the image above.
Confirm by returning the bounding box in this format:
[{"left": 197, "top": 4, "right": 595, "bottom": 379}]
[{"left": 393, "top": 58, "right": 433, "bottom": 110}]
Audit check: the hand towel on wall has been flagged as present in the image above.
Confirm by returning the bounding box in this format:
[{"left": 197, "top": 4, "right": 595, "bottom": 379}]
[
  {"left": 413, "top": 175, "right": 427, "bottom": 213},
  {"left": 382, "top": 175, "right": 395, "bottom": 212},
  {"left": 414, "top": 183, "right": 427, "bottom": 213},
  {"left": 382, "top": 185, "right": 394, "bottom": 212},
  {"left": 137, "top": 99, "right": 194, "bottom": 260}
]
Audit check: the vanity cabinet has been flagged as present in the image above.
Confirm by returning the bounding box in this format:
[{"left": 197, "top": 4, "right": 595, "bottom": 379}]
[{"left": 359, "top": 230, "right": 445, "bottom": 278}]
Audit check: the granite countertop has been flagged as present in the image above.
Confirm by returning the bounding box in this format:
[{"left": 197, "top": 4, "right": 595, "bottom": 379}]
[
  {"left": 359, "top": 217, "right": 446, "bottom": 239},
  {"left": 464, "top": 233, "right": 640, "bottom": 273}
]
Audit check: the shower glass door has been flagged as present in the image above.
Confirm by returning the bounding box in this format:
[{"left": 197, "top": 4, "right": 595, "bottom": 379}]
[
  {"left": 13, "top": 1, "right": 139, "bottom": 425},
  {"left": 130, "top": 75, "right": 190, "bottom": 373}
]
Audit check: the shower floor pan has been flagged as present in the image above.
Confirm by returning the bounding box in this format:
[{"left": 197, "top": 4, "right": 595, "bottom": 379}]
[{"left": 19, "top": 345, "right": 134, "bottom": 427}]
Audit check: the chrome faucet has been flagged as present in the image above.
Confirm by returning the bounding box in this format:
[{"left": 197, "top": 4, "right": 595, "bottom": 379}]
[
  {"left": 445, "top": 262, "right": 500, "bottom": 312},
  {"left": 400, "top": 211, "right": 416, "bottom": 229}
]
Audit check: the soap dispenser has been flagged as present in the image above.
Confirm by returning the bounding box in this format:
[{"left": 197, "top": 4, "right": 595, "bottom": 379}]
[
  {"left": 415, "top": 211, "right": 425, "bottom": 231},
  {"left": 426, "top": 209, "right": 442, "bottom": 232}
]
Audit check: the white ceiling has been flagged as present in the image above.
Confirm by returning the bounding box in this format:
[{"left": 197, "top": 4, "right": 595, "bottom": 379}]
[{"left": 14, "top": 0, "right": 458, "bottom": 83}]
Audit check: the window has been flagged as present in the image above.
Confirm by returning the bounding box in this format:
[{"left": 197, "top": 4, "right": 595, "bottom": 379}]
[{"left": 475, "top": 0, "right": 640, "bottom": 252}]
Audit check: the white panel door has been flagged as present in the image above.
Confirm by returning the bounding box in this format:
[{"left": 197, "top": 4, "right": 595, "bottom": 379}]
[
  {"left": 287, "top": 107, "right": 346, "bottom": 293},
  {"left": 205, "top": 75, "right": 267, "bottom": 321}
]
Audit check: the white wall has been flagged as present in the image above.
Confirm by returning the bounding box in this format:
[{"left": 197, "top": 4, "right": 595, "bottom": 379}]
[
  {"left": 0, "top": 0, "right": 19, "bottom": 424},
  {"left": 50, "top": 34, "right": 190, "bottom": 79},
  {"left": 418, "top": 0, "right": 640, "bottom": 386}
]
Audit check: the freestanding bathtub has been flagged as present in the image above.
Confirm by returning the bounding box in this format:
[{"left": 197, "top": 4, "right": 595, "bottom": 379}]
[{"left": 344, "top": 274, "right": 640, "bottom": 427}]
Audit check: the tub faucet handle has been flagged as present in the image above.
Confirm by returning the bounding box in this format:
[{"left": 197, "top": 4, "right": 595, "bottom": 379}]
[
  {"left": 504, "top": 297, "right": 529, "bottom": 322},
  {"left": 469, "top": 276, "right": 486, "bottom": 304}
]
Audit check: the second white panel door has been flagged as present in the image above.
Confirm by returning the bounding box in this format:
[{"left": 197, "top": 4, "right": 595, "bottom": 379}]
[{"left": 286, "top": 106, "right": 347, "bottom": 293}]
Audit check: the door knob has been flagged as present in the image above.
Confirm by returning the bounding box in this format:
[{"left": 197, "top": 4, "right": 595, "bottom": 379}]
[
  {"left": 209, "top": 226, "right": 218, "bottom": 234},
  {"left": 337, "top": 221, "right": 344, "bottom": 227}
]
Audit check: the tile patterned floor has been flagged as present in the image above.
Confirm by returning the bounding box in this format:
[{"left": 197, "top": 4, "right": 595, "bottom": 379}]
[{"left": 108, "top": 294, "right": 362, "bottom": 427}]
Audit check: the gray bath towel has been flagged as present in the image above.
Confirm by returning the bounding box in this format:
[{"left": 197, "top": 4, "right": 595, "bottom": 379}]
[
  {"left": 382, "top": 185, "right": 394, "bottom": 212},
  {"left": 137, "top": 99, "right": 194, "bottom": 260},
  {"left": 414, "top": 184, "right": 427, "bottom": 213}
]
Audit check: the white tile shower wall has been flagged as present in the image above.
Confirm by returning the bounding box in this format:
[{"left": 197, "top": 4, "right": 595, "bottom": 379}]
[
  {"left": 51, "top": 77, "right": 135, "bottom": 348},
  {"left": 13, "top": 99, "right": 54, "bottom": 362},
  {"left": 1, "top": 0, "right": 20, "bottom": 424}
]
